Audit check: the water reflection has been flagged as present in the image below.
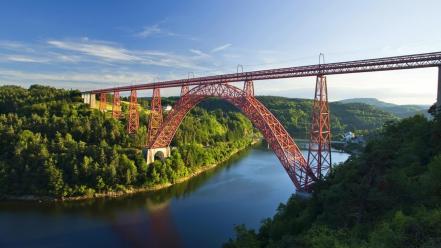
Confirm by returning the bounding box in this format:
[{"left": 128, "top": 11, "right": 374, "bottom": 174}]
[
  {"left": 109, "top": 200, "right": 182, "bottom": 248},
  {"left": 0, "top": 144, "right": 349, "bottom": 247}
]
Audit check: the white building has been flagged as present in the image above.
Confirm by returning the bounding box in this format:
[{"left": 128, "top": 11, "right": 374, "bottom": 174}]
[
  {"left": 343, "top": 132, "right": 355, "bottom": 142},
  {"left": 163, "top": 105, "right": 172, "bottom": 111}
]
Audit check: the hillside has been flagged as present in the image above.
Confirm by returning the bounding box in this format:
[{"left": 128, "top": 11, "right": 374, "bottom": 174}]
[
  {"left": 337, "top": 98, "right": 396, "bottom": 108},
  {"left": 0, "top": 85, "right": 409, "bottom": 199},
  {"left": 224, "top": 113, "right": 441, "bottom": 247},
  {"left": 0, "top": 85, "right": 255, "bottom": 199},
  {"left": 337, "top": 98, "right": 430, "bottom": 118},
  {"left": 194, "top": 96, "right": 399, "bottom": 139}
]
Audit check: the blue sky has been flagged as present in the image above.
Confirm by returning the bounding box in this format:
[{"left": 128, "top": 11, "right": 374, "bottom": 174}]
[{"left": 0, "top": 0, "right": 440, "bottom": 104}]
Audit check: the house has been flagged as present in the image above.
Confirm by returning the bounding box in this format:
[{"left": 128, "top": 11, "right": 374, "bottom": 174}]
[
  {"left": 343, "top": 132, "right": 355, "bottom": 142},
  {"left": 163, "top": 105, "right": 172, "bottom": 111},
  {"left": 342, "top": 131, "right": 366, "bottom": 145}
]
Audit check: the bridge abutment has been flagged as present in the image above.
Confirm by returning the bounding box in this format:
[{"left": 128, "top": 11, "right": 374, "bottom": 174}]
[
  {"left": 81, "top": 93, "right": 90, "bottom": 104},
  {"left": 146, "top": 147, "right": 171, "bottom": 164},
  {"left": 82, "top": 93, "right": 96, "bottom": 108}
]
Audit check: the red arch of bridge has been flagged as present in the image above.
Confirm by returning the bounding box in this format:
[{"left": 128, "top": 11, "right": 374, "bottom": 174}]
[{"left": 148, "top": 83, "right": 316, "bottom": 190}]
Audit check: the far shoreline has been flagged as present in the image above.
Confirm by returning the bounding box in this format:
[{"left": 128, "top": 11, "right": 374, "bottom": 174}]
[{"left": 2, "top": 139, "right": 261, "bottom": 203}]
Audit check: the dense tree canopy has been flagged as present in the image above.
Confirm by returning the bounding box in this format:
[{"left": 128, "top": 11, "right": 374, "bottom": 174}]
[
  {"left": 0, "top": 85, "right": 401, "bottom": 200},
  {"left": 224, "top": 113, "right": 441, "bottom": 247},
  {"left": 0, "top": 85, "right": 254, "bottom": 198},
  {"left": 197, "top": 96, "right": 398, "bottom": 139}
]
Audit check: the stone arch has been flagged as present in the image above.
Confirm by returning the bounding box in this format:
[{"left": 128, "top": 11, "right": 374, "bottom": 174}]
[{"left": 154, "top": 150, "right": 165, "bottom": 161}]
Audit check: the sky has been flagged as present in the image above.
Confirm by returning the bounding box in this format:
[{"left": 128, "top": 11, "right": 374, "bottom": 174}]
[{"left": 0, "top": 0, "right": 440, "bottom": 105}]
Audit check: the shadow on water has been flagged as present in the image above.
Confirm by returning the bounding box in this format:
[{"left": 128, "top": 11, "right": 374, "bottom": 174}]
[
  {"left": 0, "top": 144, "right": 259, "bottom": 248},
  {"left": 0, "top": 143, "right": 349, "bottom": 247},
  {"left": 0, "top": 143, "right": 256, "bottom": 216}
]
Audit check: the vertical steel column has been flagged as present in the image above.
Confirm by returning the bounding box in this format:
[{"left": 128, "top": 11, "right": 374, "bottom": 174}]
[
  {"left": 243, "top": 80, "right": 254, "bottom": 96},
  {"left": 307, "top": 75, "right": 332, "bottom": 180},
  {"left": 99, "top": 93, "right": 107, "bottom": 112},
  {"left": 147, "top": 88, "right": 163, "bottom": 147},
  {"left": 181, "top": 85, "right": 189, "bottom": 96},
  {"left": 112, "top": 90, "right": 121, "bottom": 119},
  {"left": 128, "top": 89, "right": 139, "bottom": 134}
]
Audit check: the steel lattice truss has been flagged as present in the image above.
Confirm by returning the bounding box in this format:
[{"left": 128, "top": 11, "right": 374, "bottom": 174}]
[
  {"left": 148, "top": 82, "right": 315, "bottom": 190},
  {"left": 87, "top": 51, "right": 441, "bottom": 191},
  {"left": 307, "top": 76, "right": 332, "bottom": 182},
  {"left": 147, "top": 88, "right": 163, "bottom": 146},
  {"left": 127, "top": 89, "right": 139, "bottom": 134},
  {"left": 180, "top": 85, "right": 189, "bottom": 96},
  {"left": 112, "top": 91, "right": 121, "bottom": 119},
  {"left": 87, "top": 51, "right": 441, "bottom": 94},
  {"left": 99, "top": 93, "right": 106, "bottom": 112}
]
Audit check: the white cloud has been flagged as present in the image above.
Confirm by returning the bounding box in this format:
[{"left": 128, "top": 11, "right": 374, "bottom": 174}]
[
  {"left": 46, "top": 38, "right": 211, "bottom": 70},
  {"left": 0, "top": 41, "right": 37, "bottom": 53},
  {"left": 48, "top": 40, "right": 139, "bottom": 61},
  {"left": 1, "top": 38, "right": 436, "bottom": 105},
  {"left": 0, "top": 41, "right": 22, "bottom": 49},
  {"left": 0, "top": 39, "right": 222, "bottom": 73},
  {"left": 0, "top": 68, "right": 157, "bottom": 87},
  {"left": 189, "top": 49, "right": 210, "bottom": 58},
  {"left": 52, "top": 53, "right": 82, "bottom": 63},
  {"left": 136, "top": 24, "right": 162, "bottom": 38},
  {"left": 134, "top": 23, "right": 197, "bottom": 41},
  {"left": 1, "top": 55, "right": 48, "bottom": 63},
  {"left": 211, "top": 43, "right": 232, "bottom": 53}
]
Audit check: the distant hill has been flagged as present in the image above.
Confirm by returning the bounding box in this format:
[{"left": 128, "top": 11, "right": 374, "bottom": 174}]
[
  {"left": 144, "top": 95, "right": 424, "bottom": 139},
  {"left": 143, "top": 96, "right": 414, "bottom": 139},
  {"left": 193, "top": 96, "right": 399, "bottom": 139},
  {"left": 337, "top": 98, "right": 396, "bottom": 108},
  {"left": 336, "top": 98, "right": 430, "bottom": 118}
]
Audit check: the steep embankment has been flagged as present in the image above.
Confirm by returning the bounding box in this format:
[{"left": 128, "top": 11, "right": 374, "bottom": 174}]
[{"left": 224, "top": 114, "right": 441, "bottom": 247}]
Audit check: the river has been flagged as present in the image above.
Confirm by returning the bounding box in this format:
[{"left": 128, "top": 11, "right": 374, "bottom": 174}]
[{"left": 0, "top": 144, "right": 349, "bottom": 248}]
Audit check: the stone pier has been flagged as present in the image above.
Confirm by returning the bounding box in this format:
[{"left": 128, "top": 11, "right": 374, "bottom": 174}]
[
  {"left": 81, "top": 93, "right": 96, "bottom": 108},
  {"left": 81, "top": 93, "right": 90, "bottom": 104},
  {"left": 146, "top": 147, "right": 171, "bottom": 164},
  {"left": 90, "top": 94, "right": 97, "bottom": 108}
]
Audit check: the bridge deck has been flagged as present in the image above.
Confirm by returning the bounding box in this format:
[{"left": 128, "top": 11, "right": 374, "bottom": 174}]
[{"left": 86, "top": 51, "right": 441, "bottom": 94}]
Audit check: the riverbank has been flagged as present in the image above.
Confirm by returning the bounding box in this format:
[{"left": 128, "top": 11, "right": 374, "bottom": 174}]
[
  {"left": 3, "top": 139, "right": 261, "bottom": 202},
  {"left": 0, "top": 146, "right": 350, "bottom": 248}
]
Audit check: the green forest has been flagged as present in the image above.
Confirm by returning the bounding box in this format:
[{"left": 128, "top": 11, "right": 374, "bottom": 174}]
[
  {"left": 0, "top": 85, "right": 402, "bottom": 199},
  {"left": 0, "top": 85, "right": 254, "bottom": 198},
  {"left": 224, "top": 111, "right": 441, "bottom": 247},
  {"left": 197, "top": 96, "right": 398, "bottom": 139}
]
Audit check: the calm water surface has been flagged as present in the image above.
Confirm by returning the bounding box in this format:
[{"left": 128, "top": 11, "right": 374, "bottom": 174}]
[{"left": 0, "top": 144, "right": 349, "bottom": 248}]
